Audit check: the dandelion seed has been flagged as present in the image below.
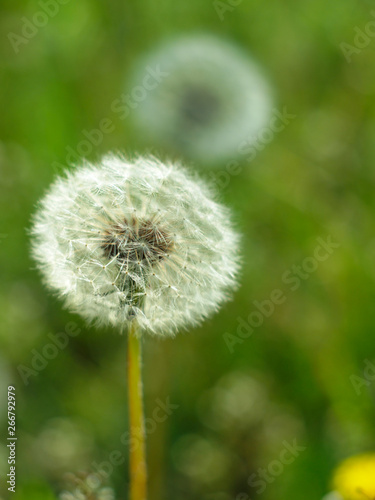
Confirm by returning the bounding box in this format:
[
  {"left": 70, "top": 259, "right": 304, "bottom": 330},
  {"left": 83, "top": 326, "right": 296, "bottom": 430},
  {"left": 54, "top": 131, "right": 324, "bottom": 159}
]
[
  {"left": 31, "top": 154, "right": 240, "bottom": 336},
  {"left": 31, "top": 153, "right": 241, "bottom": 500},
  {"left": 130, "top": 35, "right": 272, "bottom": 163}
]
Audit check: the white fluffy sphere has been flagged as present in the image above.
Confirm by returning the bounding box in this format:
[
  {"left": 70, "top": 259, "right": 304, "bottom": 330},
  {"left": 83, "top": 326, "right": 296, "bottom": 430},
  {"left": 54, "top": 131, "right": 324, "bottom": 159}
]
[
  {"left": 31, "top": 155, "right": 240, "bottom": 335},
  {"left": 130, "top": 35, "right": 272, "bottom": 163}
]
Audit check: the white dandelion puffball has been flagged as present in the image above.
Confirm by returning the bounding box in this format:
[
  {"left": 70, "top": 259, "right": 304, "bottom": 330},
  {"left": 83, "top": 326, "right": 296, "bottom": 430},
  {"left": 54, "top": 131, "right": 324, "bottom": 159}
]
[
  {"left": 130, "top": 35, "right": 272, "bottom": 163},
  {"left": 59, "top": 473, "right": 115, "bottom": 500},
  {"left": 31, "top": 155, "right": 240, "bottom": 335}
]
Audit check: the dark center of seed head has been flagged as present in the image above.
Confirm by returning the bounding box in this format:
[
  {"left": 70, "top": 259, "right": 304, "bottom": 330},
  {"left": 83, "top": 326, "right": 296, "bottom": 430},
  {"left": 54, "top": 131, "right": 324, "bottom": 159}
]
[
  {"left": 101, "top": 217, "right": 173, "bottom": 265},
  {"left": 180, "top": 86, "right": 221, "bottom": 126}
]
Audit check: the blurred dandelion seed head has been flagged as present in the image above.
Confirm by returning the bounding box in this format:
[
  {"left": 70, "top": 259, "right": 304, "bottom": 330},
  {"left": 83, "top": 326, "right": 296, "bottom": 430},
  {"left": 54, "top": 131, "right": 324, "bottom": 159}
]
[
  {"left": 60, "top": 472, "right": 115, "bottom": 500},
  {"left": 31, "top": 154, "right": 241, "bottom": 335},
  {"left": 322, "top": 493, "right": 344, "bottom": 500},
  {"left": 198, "top": 372, "right": 268, "bottom": 431},
  {"left": 131, "top": 35, "right": 273, "bottom": 163},
  {"left": 172, "top": 434, "right": 231, "bottom": 487},
  {"left": 33, "top": 418, "right": 94, "bottom": 476}
]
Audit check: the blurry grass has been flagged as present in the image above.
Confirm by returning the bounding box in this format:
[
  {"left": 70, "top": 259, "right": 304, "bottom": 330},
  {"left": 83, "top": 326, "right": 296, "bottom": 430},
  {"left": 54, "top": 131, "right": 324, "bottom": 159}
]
[{"left": 13, "top": 482, "right": 56, "bottom": 500}]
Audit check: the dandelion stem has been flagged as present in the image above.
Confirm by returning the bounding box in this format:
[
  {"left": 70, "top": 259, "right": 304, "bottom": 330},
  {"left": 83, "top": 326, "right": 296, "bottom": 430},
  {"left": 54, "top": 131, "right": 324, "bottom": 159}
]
[{"left": 127, "top": 320, "right": 147, "bottom": 500}]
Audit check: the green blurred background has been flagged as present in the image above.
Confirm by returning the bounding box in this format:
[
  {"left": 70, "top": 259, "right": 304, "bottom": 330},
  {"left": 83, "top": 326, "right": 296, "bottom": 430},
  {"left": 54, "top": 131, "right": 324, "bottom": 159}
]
[{"left": 1, "top": 0, "right": 375, "bottom": 499}]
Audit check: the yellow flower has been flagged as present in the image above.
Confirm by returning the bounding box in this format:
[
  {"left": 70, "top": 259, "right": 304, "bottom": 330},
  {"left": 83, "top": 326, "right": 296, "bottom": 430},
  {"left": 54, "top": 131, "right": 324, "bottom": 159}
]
[{"left": 333, "top": 454, "right": 375, "bottom": 500}]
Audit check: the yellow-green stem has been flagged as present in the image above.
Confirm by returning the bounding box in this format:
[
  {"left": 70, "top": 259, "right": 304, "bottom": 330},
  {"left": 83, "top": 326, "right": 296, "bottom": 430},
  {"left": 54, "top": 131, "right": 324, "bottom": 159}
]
[{"left": 128, "top": 321, "right": 147, "bottom": 500}]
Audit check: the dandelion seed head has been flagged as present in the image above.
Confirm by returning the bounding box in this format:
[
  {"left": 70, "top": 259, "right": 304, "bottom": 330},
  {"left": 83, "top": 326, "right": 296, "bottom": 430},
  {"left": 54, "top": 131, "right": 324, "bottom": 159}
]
[
  {"left": 131, "top": 35, "right": 273, "bottom": 163},
  {"left": 31, "top": 155, "right": 240, "bottom": 335},
  {"left": 321, "top": 494, "right": 344, "bottom": 500},
  {"left": 59, "top": 472, "right": 115, "bottom": 500}
]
